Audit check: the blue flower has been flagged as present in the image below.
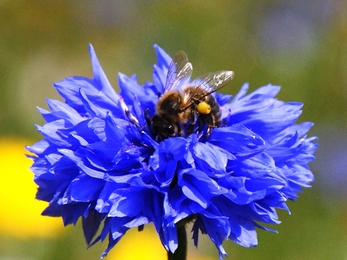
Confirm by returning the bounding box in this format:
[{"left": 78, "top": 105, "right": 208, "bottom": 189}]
[{"left": 27, "top": 44, "right": 317, "bottom": 259}]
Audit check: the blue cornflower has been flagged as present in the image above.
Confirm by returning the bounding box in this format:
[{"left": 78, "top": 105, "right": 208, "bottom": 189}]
[{"left": 27, "top": 44, "right": 317, "bottom": 259}]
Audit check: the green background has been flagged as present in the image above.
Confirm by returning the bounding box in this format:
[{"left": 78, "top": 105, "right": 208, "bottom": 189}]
[{"left": 1, "top": 1, "right": 346, "bottom": 259}]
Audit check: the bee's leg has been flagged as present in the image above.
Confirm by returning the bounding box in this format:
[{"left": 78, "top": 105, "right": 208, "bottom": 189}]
[
  {"left": 145, "top": 109, "right": 158, "bottom": 138},
  {"left": 186, "top": 110, "right": 196, "bottom": 137},
  {"left": 186, "top": 124, "right": 194, "bottom": 136},
  {"left": 205, "top": 126, "right": 213, "bottom": 138},
  {"left": 195, "top": 114, "right": 207, "bottom": 136}
]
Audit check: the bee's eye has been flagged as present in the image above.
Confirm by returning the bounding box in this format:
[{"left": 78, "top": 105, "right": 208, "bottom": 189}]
[{"left": 166, "top": 124, "right": 175, "bottom": 135}]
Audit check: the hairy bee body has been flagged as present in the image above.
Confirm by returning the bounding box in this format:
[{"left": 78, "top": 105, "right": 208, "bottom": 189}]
[
  {"left": 151, "top": 87, "right": 222, "bottom": 140},
  {"left": 156, "top": 90, "right": 187, "bottom": 124},
  {"left": 148, "top": 51, "right": 234, "bottom": 140},
  {"left": 151, "top": 90, "right": 187, "bottom": 138},
  {"left": 184, "top": 85, "right": 222, "bottom": 127}
]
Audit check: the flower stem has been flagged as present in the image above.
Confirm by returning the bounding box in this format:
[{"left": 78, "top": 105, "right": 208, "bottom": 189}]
[{"left": 167, "top": 225, "right": 187, "bottom": 260}]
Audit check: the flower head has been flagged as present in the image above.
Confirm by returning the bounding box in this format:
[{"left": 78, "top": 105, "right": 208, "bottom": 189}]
[{"left": 27, "top": 44, "right": 317, "bottom": 259}]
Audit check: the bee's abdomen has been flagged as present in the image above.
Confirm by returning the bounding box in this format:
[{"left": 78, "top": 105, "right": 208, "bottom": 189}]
[
  {"left": 201, "top": 95, "right": 221, "bottom": 127},
  {"left": 211, "top": 105, "right": 222, "bottom": 127}
]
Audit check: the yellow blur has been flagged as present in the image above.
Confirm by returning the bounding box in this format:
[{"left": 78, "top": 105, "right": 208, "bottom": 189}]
[
  {"left": 107, "top": 226, "right": 167, "bottom": 260},
  {"left": 106, "top": 225, "right": 213, "bottom": 260},
  {"left": 0, "top": 137, "right": 62, "bottom": 239}
]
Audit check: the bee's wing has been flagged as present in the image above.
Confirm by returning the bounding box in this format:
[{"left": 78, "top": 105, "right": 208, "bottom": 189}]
[
  {"left": 164, "top": 51, "right": 193, "bottom": 93},
  {"left": 188, "top": 70, "right": 234, "bottom": 101}
]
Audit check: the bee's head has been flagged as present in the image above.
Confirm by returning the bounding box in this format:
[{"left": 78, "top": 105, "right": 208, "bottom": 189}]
[{"left": 151, "top": 115, "right": 177, "bottom": 139}]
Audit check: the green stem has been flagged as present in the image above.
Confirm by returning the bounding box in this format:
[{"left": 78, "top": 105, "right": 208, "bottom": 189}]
[{"left": 167, "top": 225, "right": 187, "bottom": 260}]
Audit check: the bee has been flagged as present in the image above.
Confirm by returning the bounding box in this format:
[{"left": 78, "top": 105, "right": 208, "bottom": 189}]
[{"left": 148, "top": 51, "right": 234, "bottom": 140}]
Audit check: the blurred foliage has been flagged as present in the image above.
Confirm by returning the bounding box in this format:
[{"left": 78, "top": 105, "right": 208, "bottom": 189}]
[{"left": 0, "top": 0, "right": 346, "bottom": 259}]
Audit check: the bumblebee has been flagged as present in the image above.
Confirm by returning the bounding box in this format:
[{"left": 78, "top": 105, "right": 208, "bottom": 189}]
[{"left": 148, "top": 51, "right": 234, "bottom": 140}]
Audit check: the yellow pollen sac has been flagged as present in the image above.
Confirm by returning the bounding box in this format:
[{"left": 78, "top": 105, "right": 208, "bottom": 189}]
[{"left": 197, "top": 101, "right": 211, "bottom": 114}]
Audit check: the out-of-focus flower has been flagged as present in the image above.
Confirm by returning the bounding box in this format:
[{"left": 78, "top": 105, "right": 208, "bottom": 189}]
[
  {"left": 312, "top": 126, "right": 347, "bottom": 205},
  {"left": 255, "top": 0, "right": 335, "bottom": 55},
  {"left": 0, "top": 137, "right": 61, "bottom": 238},
  {"left": 106, "top": 225, "right": 167, "bottom": 260},
  {"left": 27, "top": 44, "right": 317, "bottom": 259}
]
